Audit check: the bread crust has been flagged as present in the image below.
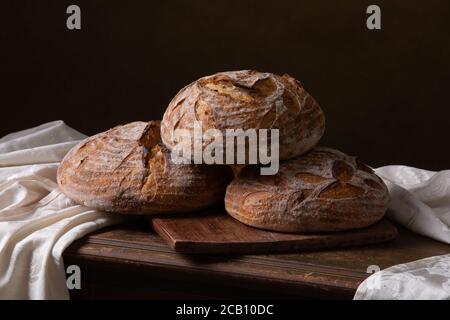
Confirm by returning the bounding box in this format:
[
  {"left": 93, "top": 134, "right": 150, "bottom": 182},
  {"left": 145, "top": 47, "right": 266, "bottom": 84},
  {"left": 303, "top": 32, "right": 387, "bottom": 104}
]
[
  {"left": 225, "top": 148, "right": 390, "bottom": 233},
  {"left": 161, "top": 70, "right": 325, "bottom": 162},
  {"left": 57, "top": 121, "right": 232, "bottom": 214}
]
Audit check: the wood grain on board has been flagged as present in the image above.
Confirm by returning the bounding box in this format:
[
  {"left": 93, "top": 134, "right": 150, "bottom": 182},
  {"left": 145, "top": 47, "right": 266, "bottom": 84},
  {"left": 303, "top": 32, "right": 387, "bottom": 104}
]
[
  {"left": 64, "top": 216, "right": 450, "bottom": 299},
  {"left": 151, "top": 210, "right": 398, "bottom": 254}
]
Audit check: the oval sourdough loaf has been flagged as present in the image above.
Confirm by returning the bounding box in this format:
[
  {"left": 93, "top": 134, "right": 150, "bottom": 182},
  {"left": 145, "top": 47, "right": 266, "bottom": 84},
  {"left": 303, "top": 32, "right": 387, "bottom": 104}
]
[
  {"left": 161, "top": 70, "right": 325, "bottom": 162},
  {"left": 57, "top": 121, "right": 232, "bottom": 214},
  {"left": 225, "top": 147, "right": 389, "bottom": 233}
]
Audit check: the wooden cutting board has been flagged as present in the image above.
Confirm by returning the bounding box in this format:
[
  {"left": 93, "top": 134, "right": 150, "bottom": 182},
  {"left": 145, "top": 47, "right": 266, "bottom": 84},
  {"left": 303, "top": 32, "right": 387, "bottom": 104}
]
[{"left": 150, "top": 209, "right": 398, "bottom": 254}]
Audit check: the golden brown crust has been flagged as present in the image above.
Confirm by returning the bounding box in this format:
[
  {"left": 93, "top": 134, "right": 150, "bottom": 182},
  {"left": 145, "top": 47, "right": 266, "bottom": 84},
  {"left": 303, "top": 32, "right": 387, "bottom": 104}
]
[
  {"left": 225, "top": 147, "right": 390, "bottom": 233},
  {"left": 57, "top": 121, "right": 233, "bottom": 214},
  {"left": 161, "top": 70, "right": 326, "bottom": 162}
]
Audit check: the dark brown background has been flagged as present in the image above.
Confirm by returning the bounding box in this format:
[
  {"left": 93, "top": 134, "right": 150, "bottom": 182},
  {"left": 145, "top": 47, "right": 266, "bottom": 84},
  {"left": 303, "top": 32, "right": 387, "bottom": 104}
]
[{"left": 1, "top": 0, "right": 449, "bottom": 169}]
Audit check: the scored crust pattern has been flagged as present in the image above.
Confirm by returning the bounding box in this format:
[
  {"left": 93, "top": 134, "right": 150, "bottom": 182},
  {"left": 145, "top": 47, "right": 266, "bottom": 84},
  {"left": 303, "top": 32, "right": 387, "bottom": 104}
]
[
  {"left": 57, "top": 121, "right": 232, "bottom": 214},
  {"left": 161, "top": 70, "right": 326, "bottom": 162},
  {"left": 225, "top": 147, "right": 390, "bottom": 233}
]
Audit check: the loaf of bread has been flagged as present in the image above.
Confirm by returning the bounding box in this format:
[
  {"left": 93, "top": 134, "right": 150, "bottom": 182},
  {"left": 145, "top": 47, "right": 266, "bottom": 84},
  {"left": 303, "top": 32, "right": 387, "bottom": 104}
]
[
  {"left": 57, "top": 121, "right": 232, "bottom": 214},
  {"left": 161, "top": 70, "right": 325, "bottom": 163},
  {"left": 225, "top": 148, "right": 389, "bottom": 233}
]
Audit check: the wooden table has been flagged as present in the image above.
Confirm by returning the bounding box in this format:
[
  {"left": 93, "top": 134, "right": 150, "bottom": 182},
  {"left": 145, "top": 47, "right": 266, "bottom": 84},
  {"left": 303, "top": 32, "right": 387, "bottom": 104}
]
[{"left": 64, "top": 217, "right": 450, "bottom": 299}]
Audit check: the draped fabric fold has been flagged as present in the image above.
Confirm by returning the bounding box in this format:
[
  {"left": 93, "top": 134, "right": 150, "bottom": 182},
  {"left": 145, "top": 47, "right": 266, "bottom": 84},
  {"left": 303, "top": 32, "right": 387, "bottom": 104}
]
[
  {"left": 355, "top": 166, "right": 450, "bottom": 299},
  {"left": 0, "top": 122, "right": 449, "bottom": 299},
  {"left": 0, "top": 121, "right": 123, "bottom": 300}
]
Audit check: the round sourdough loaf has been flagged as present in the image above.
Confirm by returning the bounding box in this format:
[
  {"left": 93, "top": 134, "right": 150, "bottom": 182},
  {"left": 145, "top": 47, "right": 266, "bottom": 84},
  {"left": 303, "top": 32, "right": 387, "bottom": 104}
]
[
  {"left": 225, "top": 148, "right": 389, "bottom": 233},
  {"left": 57, "top": 121, "right": 232, "bottom": 214},
  {"left": 161, "top": 70, "right": 325, "bottom": 163}
]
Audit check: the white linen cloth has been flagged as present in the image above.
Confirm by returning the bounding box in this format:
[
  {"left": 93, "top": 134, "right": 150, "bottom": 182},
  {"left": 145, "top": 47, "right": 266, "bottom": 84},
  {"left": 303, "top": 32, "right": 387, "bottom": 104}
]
[
  {"left": 354, "top": 166, "right": 450, "bottom": 299},
  {"left": 0, "top": 121, "right": 449, "bottom": 300},
  {"left": 0, "top": 121, "right": 123, "bottom": 300}
]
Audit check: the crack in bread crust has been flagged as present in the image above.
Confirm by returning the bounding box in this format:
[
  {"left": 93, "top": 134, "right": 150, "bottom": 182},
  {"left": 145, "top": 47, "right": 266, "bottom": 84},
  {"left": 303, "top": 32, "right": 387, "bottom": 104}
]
[
  {"left": 161, "top": 70, "right": 326, "bottom": 163},
  {"left": 57, "top": 121, "right": 233, "bottom": 214},
  {"left": 225, "top": 147, "right": 390, "bottom": 233}
]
